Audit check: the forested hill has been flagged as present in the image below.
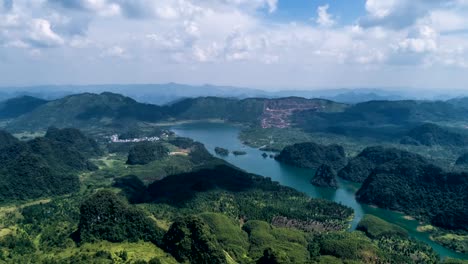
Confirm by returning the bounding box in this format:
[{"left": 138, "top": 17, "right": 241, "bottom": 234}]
[
  {"left": 293, "top": 100, "right": 468, "bottom": 139},
  {"left": 0, "top": 128, "right": 99, "bottom": 202},
  {"left": 5, "top": 92, "right": 166, "bottom": 132},
  {"left": 356, "top": 156, "right": 468, "bottom": 231},
  {"left": 0, "top": 96, "right": 48, "bottom": 119}
]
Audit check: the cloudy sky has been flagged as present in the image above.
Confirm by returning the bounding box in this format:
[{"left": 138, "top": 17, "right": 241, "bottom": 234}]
[{"left": 1, "top": 0, "right": 468, "bottom": 90}]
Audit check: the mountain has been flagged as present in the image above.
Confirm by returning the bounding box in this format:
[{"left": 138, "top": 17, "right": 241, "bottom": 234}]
[
  {"left": 6, "top": 94, "right": 347, "bottom": 132},
  {"left": 356, "top": 157, "right": 468, "bottom": 230},
  {"left": 6, "top": 92, "right": 166, "bottom": 132},
  {"left": 0, "top": 96, "right": 48, "bottom": 119},
  {"left": 0, "top": 83, "right": 269, "bottom": 105}
]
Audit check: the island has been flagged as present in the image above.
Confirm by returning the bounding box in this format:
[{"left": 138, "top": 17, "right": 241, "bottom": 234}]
[
  {"left": 214, "top": 147, "right": 229, "bottom": 156},
  {"left": 232, "top": 150, "right": 247, "bottom": 156}
]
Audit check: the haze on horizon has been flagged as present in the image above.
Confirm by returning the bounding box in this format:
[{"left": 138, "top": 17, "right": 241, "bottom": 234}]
[{"left": 1, "top": 0, "right": 468, "bottom": 91}]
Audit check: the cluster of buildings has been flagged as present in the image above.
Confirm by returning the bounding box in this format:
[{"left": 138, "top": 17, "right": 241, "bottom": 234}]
[{"left": 109, "top": 134, "right": 160, "bottom": 143}]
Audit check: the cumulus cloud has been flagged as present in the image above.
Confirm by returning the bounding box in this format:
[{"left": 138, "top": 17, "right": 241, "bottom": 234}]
[
  {"left": 28, "top": 19, "right": 65, "bottom": 47},
  {"left": 316, "top": 5, "right": 335, "bottom": 27}
]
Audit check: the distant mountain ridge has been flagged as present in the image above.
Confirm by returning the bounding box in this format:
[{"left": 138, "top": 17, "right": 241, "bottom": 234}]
[
  {"left": 0, "top": 83, "right": 437, "bottom": 105},
  {"left": 4, "top": 93, "right": 346, "bottom": 132}
]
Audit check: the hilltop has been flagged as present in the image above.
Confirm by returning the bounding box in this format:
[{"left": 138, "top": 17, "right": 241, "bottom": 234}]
[
  {"left": 0, "top": 96, "right": 48, "bottom": 119},
  {"left": 5, "top": 92, "right": 166, "bottom": 132}
]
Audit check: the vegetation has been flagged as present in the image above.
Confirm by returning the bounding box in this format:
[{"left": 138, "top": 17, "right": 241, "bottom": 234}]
[
  {"left": 0, "top": 96, "right": 48, "bottom": 120},
  {"left": 0, "top": 130, "right": 97, "bottom": 202},
  {"left": 338, "top": 146, "right": 427, "bottom": 183},
  {"left": 293, "top": 100, "right": 468, "bottom": 140},
  {"left": 232, "top": 150, "right": 247, "bottom": 156},
  {"left": 357, "top": 215, "right": 408, "bottom": 239},
  {"left": 275, "top": 142, "right": 347, "bottom": 170},
  {"left": 45, "top": 127, "right": 103, "bottom": 157},
  {"left": 141, "top": 164, "right": 353, "bottom": 228},
  {"left": 162, "top": 215, "right": 226, "bottom": 264},
  {"left": 311, "top": 164, "right": 339, "bottom": 188},
  {"left": 356, "top": 157, "right": 468, "bottom": 231},
  {"left": 0, "top": 130, "right": 19, "bottom": 148},
  {"left": 78, "top": 190, "right": 165, "bottom": 244},
  {"left": 214, "top": 147, "right": 230, "bottom": 156},
  {"left": 127, "top": 143, "right": 169, "bottom": 165},
  {"left": 402, "top": 123, "right": 468, "bottom": 147}
]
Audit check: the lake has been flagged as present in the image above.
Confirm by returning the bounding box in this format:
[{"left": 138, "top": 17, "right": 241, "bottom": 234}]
[{"left": 171, "top": 121, "right": 467, "bottom": 260}]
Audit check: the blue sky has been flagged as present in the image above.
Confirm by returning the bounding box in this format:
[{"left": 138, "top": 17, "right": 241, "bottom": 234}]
[
  {"left": 273, "top": 0, "right": 366, "bottom": 24},
  {"left": 1, "top": 0, "right": 468, "bottom": 91}
]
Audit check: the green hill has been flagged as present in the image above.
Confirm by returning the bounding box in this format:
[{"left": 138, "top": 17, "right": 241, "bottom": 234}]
[
  {"left": 0, "top": 96, "right": 48, "bottom": 119},
  {"left": 45, "top": 127, "right": 102, "bottom": 157},
  {"left": 275, "top": 142, "right": 347, "bottom": 170},
  {"left": 6, "top": 92, "right": 166, "bottom": 132},
  {"left": 293, "top": 100, "right": 468, "bottom": 139},
  {"left": 401, "top": 123, "right": 468, "bottom": 147},
  {"left": 338, "top": 146, "right": 427, "bottom": 183},
  {"left": 356, "top": 157, "right": 468, "bottom": 230},
  {"left": 0, "top": 130, "right": 97, "bottom": 202}
]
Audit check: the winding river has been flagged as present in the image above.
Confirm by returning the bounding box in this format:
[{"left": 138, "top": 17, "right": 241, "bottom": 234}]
[{"left": 171, "top": 121, "right": 467, "bottom": 260}]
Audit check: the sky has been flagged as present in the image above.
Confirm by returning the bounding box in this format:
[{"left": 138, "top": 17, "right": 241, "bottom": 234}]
[{"left": 1, "top": 0, "right": 468, "bottom": 90}]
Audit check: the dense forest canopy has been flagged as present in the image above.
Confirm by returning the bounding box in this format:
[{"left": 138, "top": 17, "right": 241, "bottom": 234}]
[
  {"left": 356, "top": 157, "right": 468, "bottom": 230},
  {"left": 338, "top": 146, "right": 427, "bottom": 183},
  {"left": 0, "top": 129, "right": 98, "bottom": 202},
  {"left": 275, "top": 142, "right": 347, "bottom": 170}
]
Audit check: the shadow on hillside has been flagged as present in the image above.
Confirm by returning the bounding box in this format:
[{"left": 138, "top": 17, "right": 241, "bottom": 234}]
[{"left": 114, "top": 165, "right": 258, "bottom": 206}]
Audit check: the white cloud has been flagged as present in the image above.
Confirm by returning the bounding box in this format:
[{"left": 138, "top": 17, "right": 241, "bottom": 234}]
[
  {"left": 28, "top": 19, "right": 65, "bottom": 47},
  {"left": 3, "top": 0, "right": 468, "bottom": 88},
  {"left": 397, "top": 25, "right": 438, "bottom": 53},
  {"left": 316, "top": 5, "right": 335, "bottom": 27},
  {"left": 101, "top": 45, "right": 126, "bottom": 57}
]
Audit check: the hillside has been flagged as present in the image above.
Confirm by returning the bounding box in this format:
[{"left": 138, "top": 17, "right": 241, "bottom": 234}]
[
  {"left": 275, "top": 142, "right": 347, "bottom": 170},
  {"left": 0, "top": 129, "right": 98, "bottom": 202},
  {"left": 338, "top": 146, "right": 427, "bottom": 183},
  {"left": 6, "top": 94, "right": 348, "bottom": 132},
  {"left": 0, "top": 96, "right": 48, "bottom": 119},
  {"left": 401, "top": 123, "right": 468, "bottom": 147},
  {"left": 293, "top": 100, "right": 468, "bottom": 139},
  {"left": 0, "top": 130, "right": 19, "bottom": 148},
  {"left": 356, "top": 157, "right": 468, "bottom": 231}
]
